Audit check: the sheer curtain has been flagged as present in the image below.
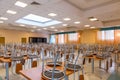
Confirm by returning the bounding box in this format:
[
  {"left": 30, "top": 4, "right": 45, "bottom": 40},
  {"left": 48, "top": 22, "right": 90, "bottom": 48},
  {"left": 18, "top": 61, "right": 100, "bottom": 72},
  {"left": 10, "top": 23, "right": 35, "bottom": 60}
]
[
  {"left": 58, "top": 34, "right": 64, "bottom": 44},
  {"left": 68, "top": 33, "right": 78, "bottom": 41},
  {"left": 97, "top": 30, "right": 114, "bottom": 44}
]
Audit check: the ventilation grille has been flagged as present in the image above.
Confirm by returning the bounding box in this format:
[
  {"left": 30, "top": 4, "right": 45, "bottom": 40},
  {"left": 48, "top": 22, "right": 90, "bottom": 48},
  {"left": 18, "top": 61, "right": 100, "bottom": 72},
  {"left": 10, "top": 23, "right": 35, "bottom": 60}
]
[{"left": 31, "top": 1, "right": 41, "bottom": 5}]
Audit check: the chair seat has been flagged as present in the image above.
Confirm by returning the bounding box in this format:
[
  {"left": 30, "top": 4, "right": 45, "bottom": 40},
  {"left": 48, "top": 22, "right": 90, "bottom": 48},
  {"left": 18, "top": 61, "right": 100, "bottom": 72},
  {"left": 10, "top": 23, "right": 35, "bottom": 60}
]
[{"left": 79, "top": 75, "right": 84, "bottom": 80}]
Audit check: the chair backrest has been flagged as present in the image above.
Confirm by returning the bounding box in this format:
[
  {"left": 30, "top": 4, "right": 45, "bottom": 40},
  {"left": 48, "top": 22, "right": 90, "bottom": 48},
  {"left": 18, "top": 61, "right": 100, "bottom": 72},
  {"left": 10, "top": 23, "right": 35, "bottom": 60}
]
[
  {"left": 32, "top": 61, "right": 37, "bottom": 68},
  {"left": 16, "top": 63, "right": 22, "bottom": 74}
]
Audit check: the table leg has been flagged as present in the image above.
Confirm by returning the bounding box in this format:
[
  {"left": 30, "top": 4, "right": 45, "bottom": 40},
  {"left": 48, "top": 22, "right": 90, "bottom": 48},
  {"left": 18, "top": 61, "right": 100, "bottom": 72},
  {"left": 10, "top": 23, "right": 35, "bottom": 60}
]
[
  {"left": 115, "top": 54, "right": 117, "bottom": 63},
  {"left": 64, "top": 75, "right": 68, "bottom": 80},
  {"left": 31, "top": 59, "right": 33, "bottom": 68},
  {"left": 92, "top": 59, "right": 94, "bottom": 73},
  {"left": 5, "top": 62, "right": 9, "bottom": 80},
  {"left": 99, "top": 60, "right": 101, "bottom": 68}
]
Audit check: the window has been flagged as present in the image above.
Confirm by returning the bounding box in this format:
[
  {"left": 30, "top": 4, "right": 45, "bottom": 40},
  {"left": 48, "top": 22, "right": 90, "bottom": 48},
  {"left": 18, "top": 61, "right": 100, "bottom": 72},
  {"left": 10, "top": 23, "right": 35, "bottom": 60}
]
[
  {"left": 97, "top": 30, "right": 114, "bottom": 40},
  {"left": 68, "top": 33, "right": 78, "bottom": 41},
  {"left": 58, "top": 34, "right": 64, "bottom": 44},
  {"left": 50, "top": 35, "right": 56, "bottom": 44},
  {"left": 105, "top": 30, "right": 114, "bottom": 40}
]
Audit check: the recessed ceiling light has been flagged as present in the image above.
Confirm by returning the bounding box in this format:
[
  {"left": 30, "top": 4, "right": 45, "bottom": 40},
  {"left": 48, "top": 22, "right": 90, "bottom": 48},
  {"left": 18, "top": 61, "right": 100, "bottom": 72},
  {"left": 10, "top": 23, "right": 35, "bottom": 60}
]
[
  {"left": 19, "top": 24, "right": 25, "bottom": 26},
  {"left": 62, "top": 24, "right": 68, "bottom": 26},
  {"left": 32, "top": 26, "right": 37, "bottom": 28},
  {"left": 0, "top": 17, "right": 8, "bottom": 20},
  {"left": 63, "top": 18, "right": 71, "bottom": 21},
  {"left": 31, "top": 30, "right": 35, "bottom": 32},
  {"left": 37, "top": 29, "right": 41, "bottom": 30},
  {"left": 85, "top": 25, "right": 90, "bottom": 27},
  {"left": 50, "top": 26, "right": 55, "bottom": 29},
  {"left": 60, "top": 30, "right": 64, "bottom": 32},
  {"left": 89, "top": 17, "right": 98, "bottom": 21},
  {"left": 90, "top": 27, "right": 95, "bottom": 29},
  {"left": 51, "top": 27, "right": 55, "bottom": 29},
  {"left": 6, "top": 10, "right": 17, "bottom": 14},
  {"left": 43, "top": 28, "right": 47, "bottom": 30},
  {"left": 48, "top": 13, "right": 57, "bottom": 17},
  {"left": 0, "top": 21, "right": 4, "bottom": 23},
  {"left": 54, "top": 29, "right": 58, "bottom": 31},
  {"left": 15, "top": 1, "right": 28, "bottom": 8},
  {"left": 74, "top": 21, "right": 80, "bottom": 24}
]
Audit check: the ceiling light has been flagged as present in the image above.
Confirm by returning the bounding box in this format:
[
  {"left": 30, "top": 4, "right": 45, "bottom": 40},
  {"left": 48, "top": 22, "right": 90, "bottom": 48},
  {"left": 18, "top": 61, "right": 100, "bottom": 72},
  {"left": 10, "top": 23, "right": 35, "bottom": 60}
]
[
  {"left": 15, "top": 1, "right": 28, "bottom": 8},
  {"left": 62, "top": 24, "right": 68, "bottom": 26},
  {"left": 90, "top": 27, "right": 95, "bottom": 29},
  {"left": 19, "top": 24, "right": 25, "bottom": 26},
  {"left": 37, "top": 29, "right": 41, "bottom": 30},
  {"left": 89, "top": 17, "right": 98, "bottom": 21},
  {"left": 63, "top": 18, "right": 71, "bottom": 21},
  {"left": 60, "top": 30, "right": 64, "bottom": 32},
  {"left": 85, "top": 25, "right": 90, "bottom": 27},
  {"left": 0, "top": 21, "right": 4, "bottom": 23},
  {"left": 54, "top": 29, "right": 58, "bottom": 31},
  {"left": 50, "top": 27, "right": 55, "bottom": 29},
  {"left": 0, "top": 17, "right": 8, "bottom": 20},
  {"left": 16, "top": 14, "right": 62, "bottom": 27},
  {"left": 48, "top": 13, "right": 57, "bottom": 17},
  {"left": 74, "top": 21, "right": 80, "bottom": 24},
  {"left": 43, "top": 28, "right": 47, "bottom": 30},
  {"left": 32, "top": 26, "right": 37, "bottom": 28},
  {"left": 31, "top": 30, "right": 35, "bottom": 32},
  {"left": 6, "top": 10, "right": 17, "bottom": 14}
]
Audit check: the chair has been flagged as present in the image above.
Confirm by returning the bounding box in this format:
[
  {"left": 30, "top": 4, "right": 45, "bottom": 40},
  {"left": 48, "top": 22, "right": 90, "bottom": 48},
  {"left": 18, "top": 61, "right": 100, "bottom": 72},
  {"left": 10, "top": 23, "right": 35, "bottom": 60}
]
[
  {"left": 32, "top": 60, "right": 37, "bottom": 68},
  {"left": 16, "top": 63, "right": 22, "bottom": 74}
]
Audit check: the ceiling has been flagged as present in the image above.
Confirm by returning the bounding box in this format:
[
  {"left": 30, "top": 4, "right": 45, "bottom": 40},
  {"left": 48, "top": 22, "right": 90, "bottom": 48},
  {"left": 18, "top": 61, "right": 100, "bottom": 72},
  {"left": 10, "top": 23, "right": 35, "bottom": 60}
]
[{"left": 0, "top": 0, "right": 120, "bottom": 34}]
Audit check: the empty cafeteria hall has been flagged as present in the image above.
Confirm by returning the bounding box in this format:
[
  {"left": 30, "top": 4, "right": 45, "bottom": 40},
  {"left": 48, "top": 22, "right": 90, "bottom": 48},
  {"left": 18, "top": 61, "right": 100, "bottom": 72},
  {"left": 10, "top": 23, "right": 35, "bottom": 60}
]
[{"left": 1, "top": 0, "right": 120, "bottom": 80}]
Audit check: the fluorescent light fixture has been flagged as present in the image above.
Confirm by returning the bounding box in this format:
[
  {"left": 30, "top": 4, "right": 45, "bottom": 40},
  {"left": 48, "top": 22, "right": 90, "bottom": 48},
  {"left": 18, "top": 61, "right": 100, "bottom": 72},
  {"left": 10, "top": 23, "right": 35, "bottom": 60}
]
[
  {"left": 50, "top": 27, "right": 55, "bottom": 29},
  {"left": 63, "top": 18, "right": 71, "bottom": 21},
  {"left": 7, "top": 10, "right": 17, "bottom": 14},
  {"left": 89, "top": 17, "right": 98, "bottom": 21},
  {"left": 90, "top": 27, "right": 95, "bottom": 29},
  {"left": 0, "top": 21, "right": 4, "bottom": 23},
  {"left": 48, "top": 13, "right": 57, "bottom": 17},
  {"left": 43, "top": 28, "right": 47, "bottom": 30},
  {"left": 62, "top": 24, "right": 68, "bottom": 26},
  {"left": 74, "top": 21, "right": 80, "bottom": 24},
  {"left": 15, "top": 1, "right": 28, "bottom": 8},
  {"left": 16, "top": 14, "right": 62, "bottom": 27},
  {"left": 19, "top": 24, "right": 25, "bottom": 26},
  {"left": 0, "top": 17, "right": 8, "bottom": 20},
  {"left": 85, "top": 25, "right": 90, "bottom": 27}
]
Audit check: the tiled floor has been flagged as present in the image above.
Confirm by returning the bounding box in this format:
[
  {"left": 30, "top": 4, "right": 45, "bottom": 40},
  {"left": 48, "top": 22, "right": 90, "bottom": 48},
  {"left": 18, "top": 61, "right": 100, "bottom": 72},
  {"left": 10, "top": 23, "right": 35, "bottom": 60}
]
[{"left": 0, "top": 57, "right": 120, "bottom": 80}]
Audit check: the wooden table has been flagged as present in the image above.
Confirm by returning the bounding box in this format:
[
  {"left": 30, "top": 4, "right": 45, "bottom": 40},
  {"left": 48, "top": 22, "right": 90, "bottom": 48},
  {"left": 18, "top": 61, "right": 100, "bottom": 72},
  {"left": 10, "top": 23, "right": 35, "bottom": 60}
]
[
  {"left": 0, "top": 56, "right": 28, "bottom": 80},
  {"left": 19, "top": 63, "right": 75, "bottom": 80},
  {"left": 0, "top": 57, "right": 11, "bottom": 80},
  {"left": 84, "top": 55, "right": 105, "bottom": 73}
]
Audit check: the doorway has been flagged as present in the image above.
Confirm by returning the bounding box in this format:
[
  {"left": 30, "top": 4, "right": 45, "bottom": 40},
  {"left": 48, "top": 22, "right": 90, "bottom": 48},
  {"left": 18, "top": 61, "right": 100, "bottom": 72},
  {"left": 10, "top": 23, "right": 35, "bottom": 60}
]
[
  {"left": 0, "top": 37, "right": 5, "bottom": 44},
  {"left": 21, "top": 38, "right": 27, "bottom": 43}
]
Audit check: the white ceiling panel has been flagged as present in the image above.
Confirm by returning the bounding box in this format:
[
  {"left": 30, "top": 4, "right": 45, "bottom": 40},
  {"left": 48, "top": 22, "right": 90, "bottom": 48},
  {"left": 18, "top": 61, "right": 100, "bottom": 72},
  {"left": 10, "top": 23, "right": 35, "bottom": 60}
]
[{"left": 0, "top": 0, "right": 120, "bottom": 33}]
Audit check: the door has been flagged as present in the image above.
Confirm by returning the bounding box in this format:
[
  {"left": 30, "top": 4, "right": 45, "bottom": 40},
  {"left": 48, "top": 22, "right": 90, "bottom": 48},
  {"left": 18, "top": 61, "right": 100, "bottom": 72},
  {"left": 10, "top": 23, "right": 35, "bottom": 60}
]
[
  {"left": 0, "top": 37, "right": 5, "bottom": 44},
  {"left": 21, "top": 38, "right": 27, "bottom": 43}
]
